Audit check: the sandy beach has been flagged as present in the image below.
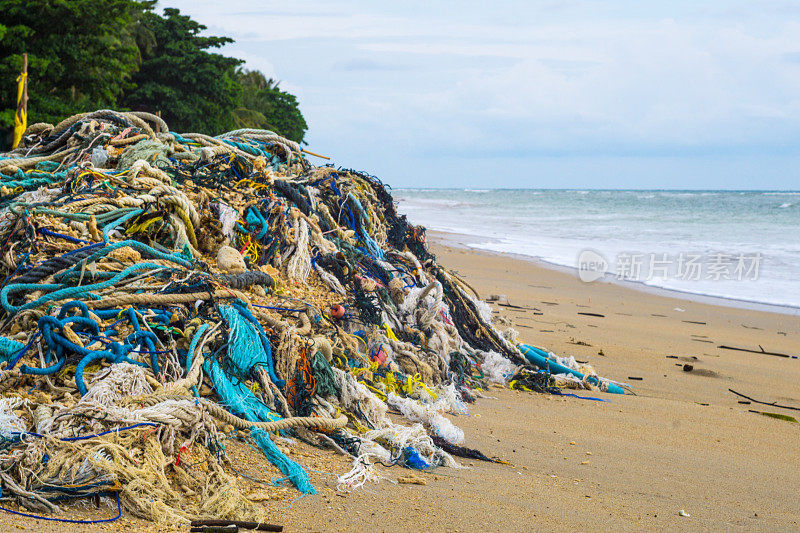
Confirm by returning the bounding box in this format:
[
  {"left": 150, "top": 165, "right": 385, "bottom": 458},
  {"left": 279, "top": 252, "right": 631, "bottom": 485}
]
[
  {"left": 7, "top": 232, "right": 798, "bottom": 532},
  {"left": 4, "top": 1, "right": 800, "bottom": 530}
]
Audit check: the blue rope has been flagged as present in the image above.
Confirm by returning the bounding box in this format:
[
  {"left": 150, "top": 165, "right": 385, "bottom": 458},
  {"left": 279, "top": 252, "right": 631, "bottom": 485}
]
[
  {"left": 229, "top": 301, "right": 282, "bottom": 387},
  {"left": 1, "top": 262, "right": 171, "bottom": 313},
  {"left": 121, "top": 308, "right": 159, "bottom": 373},
  {"left": 202, "top": 305, "right": 313, "bottom": 493},
  {"left": 244, "top": 206, "right": 269, "bottom": 239},
  {"left": 101, "top": 208, "right": 144, "bottom": 242},
  {"left": 555, "top": 392, "right": 609, "bottom": 402},
  {"left": 37, "top": 228, "right": 91, "bottom": 244},
  {"left": 11, "top": 307, "right": 158, "bottom": 392},
  {"left": 186, "top": 323, "right": 209, "bottom": 397},
  {"left": 0, "top": 488, "right": 122, "bottom": 524},
  {"left": 5, "top": 333, "right": 38, "bottom": 370},
  {"left": 62, "top": 239, "right": 194, "bottom": 272},
  {"left": 0, "top": 336, "right": 26, "bottom": 362},
  {"left": 346, "top": 193, "right": 384, "bottom": 259},
  {"left": 0, "top": 170, "right": 69, "bottom": 191},
  {"left": 0, "top": 253, "right": 30, "bottom": 290},
  {"left": 12, "top": 422, "right": 159, "bottom": 442}
]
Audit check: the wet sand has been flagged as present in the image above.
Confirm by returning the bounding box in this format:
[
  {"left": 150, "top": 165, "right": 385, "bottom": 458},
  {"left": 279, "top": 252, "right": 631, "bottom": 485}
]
[{"left": 7, "top": 237, "right": 800, "bottom": 532}]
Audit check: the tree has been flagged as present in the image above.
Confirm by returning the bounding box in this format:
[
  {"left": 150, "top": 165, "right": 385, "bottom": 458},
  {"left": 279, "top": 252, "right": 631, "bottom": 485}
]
[
  {"left": 121, "top": 8, "right": 242, "bottom": 135},
  {"left": 234, "top": 68, "right": 308, "bottom": 143},
  {"left": 0, "top": 0, "right": 148, "bottom": 136},
  {"left": 0, "top": 3, "right": 309, "bottom": 146}
]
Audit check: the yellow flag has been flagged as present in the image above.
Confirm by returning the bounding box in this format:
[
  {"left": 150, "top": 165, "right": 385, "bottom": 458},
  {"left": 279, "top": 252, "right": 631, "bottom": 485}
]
[{"left": 12, "top": 56, "right": 28, "bottom": 149}]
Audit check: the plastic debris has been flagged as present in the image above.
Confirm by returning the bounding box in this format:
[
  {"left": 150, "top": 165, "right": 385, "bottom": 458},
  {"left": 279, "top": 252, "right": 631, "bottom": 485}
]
[{"left": 0, "top": 109, "right": 616, "bottom": 524}]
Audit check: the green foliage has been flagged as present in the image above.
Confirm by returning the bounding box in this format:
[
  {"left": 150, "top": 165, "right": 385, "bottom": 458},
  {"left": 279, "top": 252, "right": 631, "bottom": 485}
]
[
  {"left": 234, "top": 69, "right": 308, "bottom": 143},
  {"left": 121, "top": 8, "right": 242, "bottom": 135},
  {"left": 0, "top": 0, "right": 149, "bottom": 127},
  {"left": 0, "top": 2, "right": 308, "bottom": 145}
]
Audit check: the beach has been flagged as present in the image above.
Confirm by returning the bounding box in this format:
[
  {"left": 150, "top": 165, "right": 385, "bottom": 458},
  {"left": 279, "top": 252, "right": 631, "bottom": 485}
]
[
  {"left": 3, "top": 3, "right": 798, "bottom": 530},
  {"left": 10, "top": 233, "right": 799, "bottom": 532},
  {"left": 289, "top": 236, "right": 800, "bottom": 532}
]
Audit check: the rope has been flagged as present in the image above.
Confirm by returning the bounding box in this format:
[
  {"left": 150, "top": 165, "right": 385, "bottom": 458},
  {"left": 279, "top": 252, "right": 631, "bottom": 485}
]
[
  {"left": 0, "top": 107, "right": 613, "bottom": 520},
  {"left": 0, "top": 489, "right": 122, "bottom": 524},
  {"left": 0, "top": 147, "right": 78, "bottom": 172},
  {"left": 133, "top": 394, "right": 346, "bottom": 432},
  {"left": 84, "top": 289, "right": 249, "bottom": 309}
]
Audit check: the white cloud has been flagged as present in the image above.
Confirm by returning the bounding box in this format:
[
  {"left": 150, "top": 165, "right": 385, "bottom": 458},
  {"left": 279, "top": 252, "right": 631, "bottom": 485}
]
[{"left": 161, "top": 0, "right": 800, "bottom": 186}]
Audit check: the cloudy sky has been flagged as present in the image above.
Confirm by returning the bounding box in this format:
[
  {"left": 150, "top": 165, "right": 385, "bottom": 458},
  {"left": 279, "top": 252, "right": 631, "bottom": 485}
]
[{"left": 164, "top": 1, "right": 800, "bottom": 189}]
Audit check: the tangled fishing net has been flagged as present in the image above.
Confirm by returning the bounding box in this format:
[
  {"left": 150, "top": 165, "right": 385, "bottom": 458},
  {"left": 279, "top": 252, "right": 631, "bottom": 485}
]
[{"left": 0, "top": 110, "right": 612, "bottom": 524}]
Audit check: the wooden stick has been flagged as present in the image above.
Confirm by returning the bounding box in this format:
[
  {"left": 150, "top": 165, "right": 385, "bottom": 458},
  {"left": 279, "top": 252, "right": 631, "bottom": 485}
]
[
  {"left": 498, "top": 302, "right": 539, "bottom": 311},
  {"left": 11, "top": 53, "right": 28, "bottom": 150},
  {"left": 21, "top": 53, "right": 28, "bottom": 116},
  {"left": 301, "top": 148, "right": 330, "bottom": 160},
  {"left": 190, "top": 519, "right": 283, "bottom": 532},
  {"left": 717, "top": 344, "right": 795, "bottom": 359},
  {"left": 729, "top": 389, "right": 800, "bottom": 411}
]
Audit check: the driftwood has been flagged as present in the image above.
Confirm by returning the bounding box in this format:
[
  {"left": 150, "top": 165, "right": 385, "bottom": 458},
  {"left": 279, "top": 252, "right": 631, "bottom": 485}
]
[
  {"left": 729, "top": 389, "right": 800, "bottom": 412},
  {"left": 190, "top": 519, "right": 283, "bottom": 532},
  {"left": 498, "top": 302, "right": 541, "bottom": 311},
  {"left": 718, "top": 344, "right": 795, "bottom": 359}
]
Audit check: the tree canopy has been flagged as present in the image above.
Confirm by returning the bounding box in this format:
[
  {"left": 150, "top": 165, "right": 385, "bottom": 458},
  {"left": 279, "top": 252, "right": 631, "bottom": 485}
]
[
  {"left": 235, "top": 69, "right": 308, "bottom": 143},
  {"left": 0, "top": 2, "right": 307, "bottom": 147},
  {"left": 0, "top": 0, "right": 148, "bottom": 128},
  {"left": 121, "top": 8, "right": 241, "bottom": 135}
]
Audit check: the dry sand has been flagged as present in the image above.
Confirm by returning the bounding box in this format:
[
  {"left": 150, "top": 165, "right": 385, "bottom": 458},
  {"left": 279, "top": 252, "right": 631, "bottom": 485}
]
[{"left": 6, "top": 234, "right": 800, "bottom": 532}]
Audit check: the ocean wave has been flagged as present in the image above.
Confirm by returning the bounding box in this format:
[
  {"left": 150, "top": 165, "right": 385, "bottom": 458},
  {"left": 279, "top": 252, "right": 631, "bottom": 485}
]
[
  {"left": 658, "top": 192, "right": 698, "bottom": 197},
  {"left": 399, "top": 198, "right": 468, "bottom": 208},
  {"left": 475, "top": 239, "right": 800, "bottom": 310},
  {"left": 398, "top": 189, "right": 800, "bottom": 308}
]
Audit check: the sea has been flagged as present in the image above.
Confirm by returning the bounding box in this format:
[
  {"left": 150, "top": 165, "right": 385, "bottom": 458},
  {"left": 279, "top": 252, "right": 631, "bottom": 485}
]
[{"left": 394, "top": 189, "right": 800, "bottom": 311}]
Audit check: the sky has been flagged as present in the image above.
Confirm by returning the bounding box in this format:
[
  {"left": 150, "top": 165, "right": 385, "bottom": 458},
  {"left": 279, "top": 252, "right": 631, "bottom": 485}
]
[{"left": 163, "top": 1, "right": 800, "bottom": 189}]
